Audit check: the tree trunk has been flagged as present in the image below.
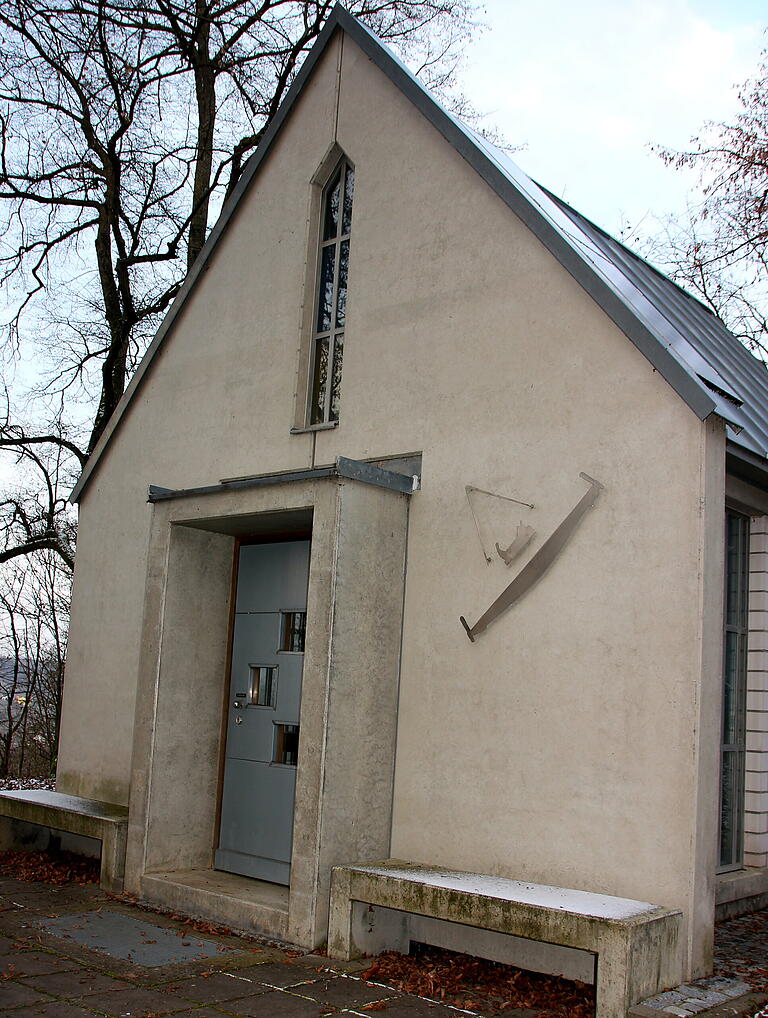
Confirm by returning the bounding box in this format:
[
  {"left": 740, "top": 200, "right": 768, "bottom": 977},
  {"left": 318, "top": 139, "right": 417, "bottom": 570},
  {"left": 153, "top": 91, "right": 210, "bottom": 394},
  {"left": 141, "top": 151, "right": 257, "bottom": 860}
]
[{"left": 188, "top": 11, "right": 215, "bottom": 271}]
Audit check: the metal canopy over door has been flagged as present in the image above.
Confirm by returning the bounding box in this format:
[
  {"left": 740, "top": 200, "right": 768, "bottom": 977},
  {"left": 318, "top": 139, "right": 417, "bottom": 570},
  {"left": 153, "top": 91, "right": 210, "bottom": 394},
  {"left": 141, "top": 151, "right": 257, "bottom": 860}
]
[{"left": 215, "top": 539, "right": 310, "bottom": 884}]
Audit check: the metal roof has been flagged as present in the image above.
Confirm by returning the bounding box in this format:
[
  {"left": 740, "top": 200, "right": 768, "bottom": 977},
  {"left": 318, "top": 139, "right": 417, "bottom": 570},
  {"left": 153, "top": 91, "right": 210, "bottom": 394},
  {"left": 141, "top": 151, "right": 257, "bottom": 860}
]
[
  {"left": 545, "top": 189, "right": 768, "bottom": 463},
  {"left": 461, "top": 127, "right": 768, "bottom": 450},
  {"left": 70, "top": 4, "right": 768, "bottom": 501}
]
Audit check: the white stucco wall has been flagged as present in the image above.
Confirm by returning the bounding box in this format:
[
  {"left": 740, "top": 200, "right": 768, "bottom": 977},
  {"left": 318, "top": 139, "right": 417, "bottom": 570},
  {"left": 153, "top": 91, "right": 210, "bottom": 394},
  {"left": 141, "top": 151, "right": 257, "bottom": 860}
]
[
  {"left": 58, "top": 28, "right": 724, "bottom": 975},
  {"left": 57, "top": 36, "right": 342, "bottom": 801}
]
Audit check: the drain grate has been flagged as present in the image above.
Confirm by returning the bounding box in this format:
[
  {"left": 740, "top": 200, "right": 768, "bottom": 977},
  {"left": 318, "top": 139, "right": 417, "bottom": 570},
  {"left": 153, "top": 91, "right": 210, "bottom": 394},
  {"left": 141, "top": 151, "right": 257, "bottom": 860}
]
[{"left": 36, "top": 909, "right": 236, "bottom": 966}]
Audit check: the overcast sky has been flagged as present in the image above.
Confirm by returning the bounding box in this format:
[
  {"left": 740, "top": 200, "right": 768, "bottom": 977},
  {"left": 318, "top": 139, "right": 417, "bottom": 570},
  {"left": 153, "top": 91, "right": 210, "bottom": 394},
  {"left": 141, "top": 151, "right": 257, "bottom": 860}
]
[{"left": 459, "top": 0, "right": 766, "bottom": 238}]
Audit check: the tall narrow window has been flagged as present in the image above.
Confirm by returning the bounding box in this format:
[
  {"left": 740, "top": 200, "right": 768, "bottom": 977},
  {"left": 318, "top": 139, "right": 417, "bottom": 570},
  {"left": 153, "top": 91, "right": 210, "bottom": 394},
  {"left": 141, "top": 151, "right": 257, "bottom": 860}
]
[
  {"left": 310, "top": 159, "right": 354, "bottom": 425},
  {"left": 720, "top": 509, "right": 750, "bottom": 870}
]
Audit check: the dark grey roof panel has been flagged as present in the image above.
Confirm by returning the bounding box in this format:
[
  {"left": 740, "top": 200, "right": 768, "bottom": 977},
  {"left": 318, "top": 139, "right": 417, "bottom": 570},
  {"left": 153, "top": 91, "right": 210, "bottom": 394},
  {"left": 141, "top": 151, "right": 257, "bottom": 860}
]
[
  {"left": 548, "top": 195, "right": 768, "bottom": 459},
  {"left": 70, "top": 4, "right": 767, "bottom": 501}
]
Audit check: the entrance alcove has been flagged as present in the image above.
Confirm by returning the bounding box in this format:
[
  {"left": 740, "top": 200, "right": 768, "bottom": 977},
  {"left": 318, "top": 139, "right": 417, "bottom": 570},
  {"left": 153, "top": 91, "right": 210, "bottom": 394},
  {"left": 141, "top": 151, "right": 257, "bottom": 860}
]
[{"left": 123, "top": 460, "right": 414, "bottom": 946}]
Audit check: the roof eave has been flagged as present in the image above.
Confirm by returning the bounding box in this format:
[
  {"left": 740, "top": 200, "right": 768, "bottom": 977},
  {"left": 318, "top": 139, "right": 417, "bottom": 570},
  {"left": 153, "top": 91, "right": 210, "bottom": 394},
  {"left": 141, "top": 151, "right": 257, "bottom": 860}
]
[{"left": 726, "top": 440, "right": 768, "bottom": 491}]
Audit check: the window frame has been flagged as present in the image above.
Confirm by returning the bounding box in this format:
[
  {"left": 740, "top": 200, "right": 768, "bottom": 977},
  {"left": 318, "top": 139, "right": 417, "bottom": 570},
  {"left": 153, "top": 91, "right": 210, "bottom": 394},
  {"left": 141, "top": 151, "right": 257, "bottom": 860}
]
[
  {"left": 306, "top": 157, "right": 354, "bottom": 427},
  {"left": 719, "top": 506, "right": 750, "bottom": 872}
]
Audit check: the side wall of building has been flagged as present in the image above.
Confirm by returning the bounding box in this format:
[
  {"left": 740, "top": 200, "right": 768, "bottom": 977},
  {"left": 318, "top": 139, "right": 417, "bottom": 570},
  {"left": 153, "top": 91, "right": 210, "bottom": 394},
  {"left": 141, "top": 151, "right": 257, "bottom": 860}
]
[{"left": 59, "top": 29, "right": 724, "bottom": 975}]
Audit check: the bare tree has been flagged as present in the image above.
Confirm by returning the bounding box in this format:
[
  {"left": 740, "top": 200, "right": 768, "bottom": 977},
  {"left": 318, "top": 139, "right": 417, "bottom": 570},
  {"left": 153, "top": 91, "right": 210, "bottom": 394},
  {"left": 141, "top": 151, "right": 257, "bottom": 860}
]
[
  {"left": 1, "top": 393, "right": 79, "bottom": 570},
  {"left": 651, "top": 44, "right": 768, "bottom": 356},
  {"left": 0, "top": 574, "right": 36, "bottom": 777},
  {"left": 0, "top": 553, "right": 68, "bottom": 777},
  {"left": 0, "top": 2, "right": 476, "bottom": 776},
  {"left": 0, "top": 0, "right": 477, "bottom": 572}
]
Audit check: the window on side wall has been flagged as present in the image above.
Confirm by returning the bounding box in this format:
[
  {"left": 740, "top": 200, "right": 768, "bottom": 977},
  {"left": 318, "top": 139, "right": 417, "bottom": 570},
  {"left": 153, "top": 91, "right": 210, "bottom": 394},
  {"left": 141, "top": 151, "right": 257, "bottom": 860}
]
[
  {"left": 308, "top": 158, "right": 354, "bottom": 426},
  {"left": 719, "top": 508, "right": 750, "bottom": 871}
]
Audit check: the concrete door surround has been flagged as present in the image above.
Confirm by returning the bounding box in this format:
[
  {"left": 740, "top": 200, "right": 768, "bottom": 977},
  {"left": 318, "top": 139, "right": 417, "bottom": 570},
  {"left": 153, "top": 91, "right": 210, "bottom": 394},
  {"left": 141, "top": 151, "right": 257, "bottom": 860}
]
[{"left": 123, "top": 469, "right": 411, "bottom": 947}]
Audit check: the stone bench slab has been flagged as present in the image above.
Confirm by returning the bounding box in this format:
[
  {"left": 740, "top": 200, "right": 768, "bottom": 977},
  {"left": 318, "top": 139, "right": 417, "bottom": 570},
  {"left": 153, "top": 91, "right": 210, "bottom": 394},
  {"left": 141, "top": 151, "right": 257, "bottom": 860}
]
[
  {"left": 328, "top": 860, "right": 683, "bottom": 1018},
  {"left": 0, "top": 790, "right": 128, "bottom": 893}
]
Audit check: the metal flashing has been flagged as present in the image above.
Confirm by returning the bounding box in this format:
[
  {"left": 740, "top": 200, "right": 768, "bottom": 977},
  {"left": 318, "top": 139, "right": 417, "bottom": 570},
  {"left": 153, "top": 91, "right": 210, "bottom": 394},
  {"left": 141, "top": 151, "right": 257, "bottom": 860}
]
[
  {"left": 147, "top": 456, "right": 417, "bottom": 504},
  {"left": 70, "top": 3, "right": 768, "bottom": 502},
  {"left": 335, "top": 456, "right": 417, "bottom": 493}
]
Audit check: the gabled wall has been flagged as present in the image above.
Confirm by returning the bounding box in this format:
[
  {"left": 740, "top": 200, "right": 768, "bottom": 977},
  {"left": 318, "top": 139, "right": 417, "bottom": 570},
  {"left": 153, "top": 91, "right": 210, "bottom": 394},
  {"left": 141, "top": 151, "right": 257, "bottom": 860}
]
[
  {"left": 58, "top": 34, "right": 343, "bottom": 802},
  {"left": 59, "top": 27, "right": 725, "bottom": 976}
]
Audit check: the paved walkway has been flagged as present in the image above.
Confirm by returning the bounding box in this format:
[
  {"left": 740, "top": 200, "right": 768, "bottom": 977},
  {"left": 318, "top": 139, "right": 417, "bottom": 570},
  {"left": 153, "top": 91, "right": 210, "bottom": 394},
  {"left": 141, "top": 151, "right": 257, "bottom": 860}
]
[
  {"left": 629, "top": 909, "right": 768, "bottom": 1017},
  {"left": 2, "top": 871, "right": 768, "bottom": 1018},
  {"left": 0, "top": 875, "right": 497, "bottom": 1018}
]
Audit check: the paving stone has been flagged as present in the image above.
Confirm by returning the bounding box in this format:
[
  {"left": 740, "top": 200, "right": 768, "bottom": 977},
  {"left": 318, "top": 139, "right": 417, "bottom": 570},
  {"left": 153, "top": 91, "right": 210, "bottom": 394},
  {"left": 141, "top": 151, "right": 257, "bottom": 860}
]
[
  {"left": 0, "top": 888, "right": 51, "bottom": 909},
  {"left": 299, "top": 954, "right": 370, "bottom": 976},
  {"left": 36, "top": 910, "right": 237, "bottom": 967},
  {"left": 217, "top": 989, "right": 337, "bottom": 1017},
  {"left": 161, "top": 1011, "right": 230, "bottom": 1018},
  {"left": 69, "top": 951, "right": 246, "bottom": 987},
  {"left": 75, "top": 986, "right": 194, "bottom": 1015},
  {"left": 341, "top": 998, "right": 475, "bottom": 1017},
  {"left": 724, "top": 979, "right": 752, "bottom": 997},
  {"left": 18, "top": 968, "right": 132, "bottom": 997},
  {"left": 644, "top": 990, "right": 688, "bottom": 1008},
  {"left": 683, "top": 990, "right": 729, "bottom": 1006},
  {"left": 0, "top": 949, "right": 81, "bottom": 976},
  {"left": 171, "top": 971, "right": 271, "bottom": 1004},
  {"left": 677, "top": 983, "right": 721, "bottom": 1000},
  {"left": 299, "top": 975, "right": 400, "bottom": 1008},
  {"left": 21, "top": 1004, "right": 105, "bottom": 1018},
  {"left": 639, "top": 974, "right": 758, "bottom": 1014},
  {"left": 699, "top": 976, "right": 753, "bottom": 996},
  {"left": 0, "top": 980, "right": 51, "bottom": 1009},
  {"left": 243, "top": 961, "right": 324, "bottom": 989}
]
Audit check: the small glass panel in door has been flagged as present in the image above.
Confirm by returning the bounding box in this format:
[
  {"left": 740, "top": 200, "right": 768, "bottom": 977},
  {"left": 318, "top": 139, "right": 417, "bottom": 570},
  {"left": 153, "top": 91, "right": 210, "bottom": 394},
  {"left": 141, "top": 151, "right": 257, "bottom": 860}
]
[
  {"left": 273, "top": 723, "right": 300, "bottom": 766},
  {"left": 280, "top": 611, "right": 306, "bottom": 652},
  {"left": 248, "top": 665, "right": 277, "bottom": 707}
]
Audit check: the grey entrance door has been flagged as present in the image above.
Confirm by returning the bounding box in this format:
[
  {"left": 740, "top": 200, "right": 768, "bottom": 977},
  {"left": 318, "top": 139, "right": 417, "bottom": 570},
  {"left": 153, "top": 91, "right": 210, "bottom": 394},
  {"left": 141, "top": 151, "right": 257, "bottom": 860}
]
[{"left": 215, "top": 540, "right": 310, "bottom": 884}]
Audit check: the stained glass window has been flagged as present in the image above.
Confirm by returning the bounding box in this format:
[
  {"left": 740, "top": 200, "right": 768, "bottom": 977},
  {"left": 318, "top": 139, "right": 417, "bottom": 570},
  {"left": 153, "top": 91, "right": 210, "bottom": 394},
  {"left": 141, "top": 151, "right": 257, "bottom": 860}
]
[{"left": 310, "top": 160, "right": 354, "bottom": 425}]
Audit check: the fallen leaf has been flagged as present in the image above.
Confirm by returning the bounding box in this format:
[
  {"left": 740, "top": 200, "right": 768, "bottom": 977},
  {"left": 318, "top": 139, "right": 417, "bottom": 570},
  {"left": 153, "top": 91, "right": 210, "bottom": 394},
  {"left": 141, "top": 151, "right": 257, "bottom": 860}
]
[
  {"left": 0, "top": 849, "right": 99, "bottom": 886},
  {"left": 360, "top": 946, "right": 595, "bottom": 1018}
]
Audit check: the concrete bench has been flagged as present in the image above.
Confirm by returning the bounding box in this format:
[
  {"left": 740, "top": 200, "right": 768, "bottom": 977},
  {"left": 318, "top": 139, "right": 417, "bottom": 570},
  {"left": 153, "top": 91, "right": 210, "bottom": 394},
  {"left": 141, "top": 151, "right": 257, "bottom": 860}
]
[
  {"left": 0, "top": 790, "right": 128, "bottom": 893},
  {"left": 328, "top": 861, "right": 683, "bottom": 1018}
]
